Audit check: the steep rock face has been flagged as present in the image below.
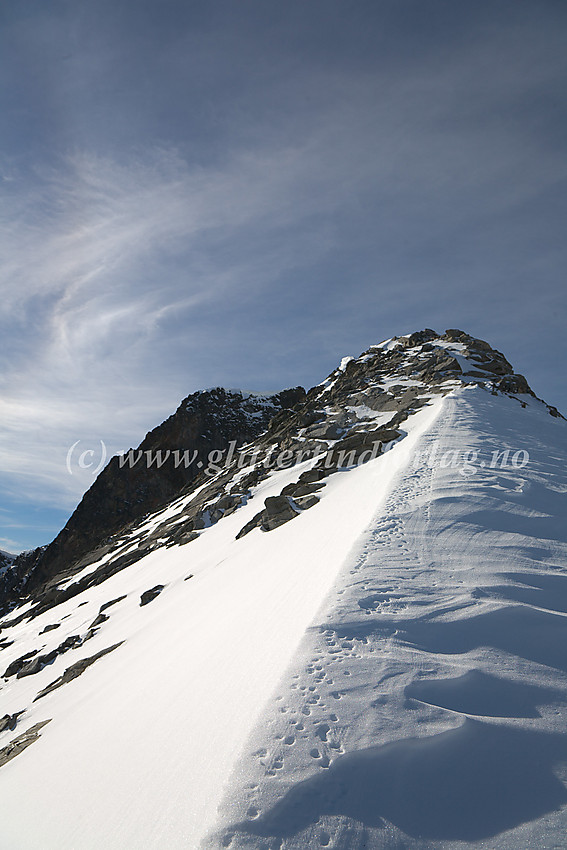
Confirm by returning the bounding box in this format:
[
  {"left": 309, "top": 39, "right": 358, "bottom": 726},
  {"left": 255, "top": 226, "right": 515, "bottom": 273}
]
[
  {"left": 7, "top": 387, "right": 304, "bottom": 606},
  {"left": 0, "top": 552, "right": 13, "bottom": 570},
  {"left": 0, "top": 551, "right": 18, "bottom": 608}
]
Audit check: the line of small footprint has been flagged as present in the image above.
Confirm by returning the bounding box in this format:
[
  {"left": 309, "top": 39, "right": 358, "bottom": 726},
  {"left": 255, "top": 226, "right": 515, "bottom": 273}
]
[{"left": 220, "top": 416, "right": 451, "bottom": 848}]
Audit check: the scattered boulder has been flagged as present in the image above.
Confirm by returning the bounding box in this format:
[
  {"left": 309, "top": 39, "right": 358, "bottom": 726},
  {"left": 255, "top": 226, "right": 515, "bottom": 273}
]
[
  {"left": 235, "top": 510, "right": 265, "bottom": 540},
  {"left": 0, "top": 719, "right": 51, "bottom": 768},
  {"left": 140, "top": 585, "right": 165, "bottom": 607},
  {"left": 4, "top": 650, "right": 38, "bottom": 678},
  {"left": 474, "top": 358, "right": 509, "bottom": 376},
  {"left": 396, "top": 387, "right": 422, "bottom": 408},
  {"left": 39, "top": 624, "right": 60, "bottom": 634},
  {"left": 16, "top": 650, "right": 58, "bottom": 678},
  {"left": 56, "top": 635, "right": 84, "bottom": 653},
  {"left": 88, "top": 613, "right": 109, "bottom": 630},
  {"left": 236, "top": 494, "right": 305, "bottom": 539},
  {"left": 261, "top": 496, "right": 300, "bottom": 531},
  {"left": 0, "top": 713, "right": 21, "bottom": 734},
  {"left": 99, "top": 595, "right": 127, "bottom": 612},
  {"left": 429, "top": 354, "right": 463, "bottom": 375},
  {"left": 34, "top": 644, "right": 124, "bottom": 701},
  {"left": 281, "top": 481, "right": 324, "bottom": 498},
  {"left": 3, "top": 629, "right": 96, "bottom": 680}
]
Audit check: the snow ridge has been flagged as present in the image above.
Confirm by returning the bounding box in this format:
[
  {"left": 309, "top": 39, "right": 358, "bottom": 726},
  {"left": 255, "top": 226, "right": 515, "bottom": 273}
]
[{"left": 0, "top": 329, "right": 566, "bottom": 850}]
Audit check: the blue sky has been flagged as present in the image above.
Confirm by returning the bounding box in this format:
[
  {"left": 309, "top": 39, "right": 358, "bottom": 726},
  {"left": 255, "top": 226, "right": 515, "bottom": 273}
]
[{"left": 1, "top": 0, "right": 566, "bottom": 553}]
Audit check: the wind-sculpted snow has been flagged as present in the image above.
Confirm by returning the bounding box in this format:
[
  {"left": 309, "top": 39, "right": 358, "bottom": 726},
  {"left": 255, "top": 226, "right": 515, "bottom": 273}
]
[
  {"left": 234, "top": 722, "right": 567, "bottom": 842},
  {"left": 208, "top": 388, "right": 567, "bottom": 850}
]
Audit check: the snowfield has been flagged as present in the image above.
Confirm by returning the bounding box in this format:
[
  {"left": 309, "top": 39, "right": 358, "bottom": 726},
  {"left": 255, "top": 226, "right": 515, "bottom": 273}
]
[{"left": 1, "top": 384, "right": 567, "bottom": 850}]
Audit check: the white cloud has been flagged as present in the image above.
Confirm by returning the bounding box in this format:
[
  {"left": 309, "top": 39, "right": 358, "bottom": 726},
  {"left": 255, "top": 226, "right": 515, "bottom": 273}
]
[{"left": 0, "top": 140, "right": 356, "bottom": 509}]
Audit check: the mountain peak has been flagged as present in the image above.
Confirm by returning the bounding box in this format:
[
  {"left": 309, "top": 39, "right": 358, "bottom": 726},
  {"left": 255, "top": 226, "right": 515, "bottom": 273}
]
[{"left": 322, "top": 328, "right": 562, "bottom": 418}]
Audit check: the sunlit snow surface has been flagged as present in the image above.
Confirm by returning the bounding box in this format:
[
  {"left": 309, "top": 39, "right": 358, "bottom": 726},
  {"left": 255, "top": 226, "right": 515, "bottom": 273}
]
[{"left": 1, "top": 387, "right": 567, "bottom": 849}]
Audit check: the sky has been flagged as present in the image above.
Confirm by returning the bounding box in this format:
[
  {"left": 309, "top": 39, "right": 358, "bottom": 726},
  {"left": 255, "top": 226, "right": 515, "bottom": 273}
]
[{"left": 1, "top": 0, "right": 566, "bottom": 553}]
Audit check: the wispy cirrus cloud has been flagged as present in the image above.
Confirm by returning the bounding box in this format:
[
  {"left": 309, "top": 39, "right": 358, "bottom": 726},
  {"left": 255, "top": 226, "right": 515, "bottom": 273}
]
[
  {"left": 1, "top": 1, "right": 566, "bottom": 551},
  {"left": 0, "top": 137, "right": 367, "bottom": 523}
]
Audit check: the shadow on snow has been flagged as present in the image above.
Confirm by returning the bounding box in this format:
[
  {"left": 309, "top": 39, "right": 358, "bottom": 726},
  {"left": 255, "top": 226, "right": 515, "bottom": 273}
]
[{"left": 235, "top": 721, "right": 567, "bottom": 842}]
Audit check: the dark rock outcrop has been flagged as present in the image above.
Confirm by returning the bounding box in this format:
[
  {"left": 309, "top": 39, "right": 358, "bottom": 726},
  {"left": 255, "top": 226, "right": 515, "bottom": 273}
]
[
  {"left": 3, "top": 631, "right": 96, "bottom": 680},
  {"left": 34, "top": 643, "right": 124, "bottom": 701},
  {"left": 4, "top": 651, "right": 38, "bottom": 678},
  {"left": 262, "top": 496, "right": 301, "bottom": 531},
  {"left": 0, "top": 713, "right": 21, "bottom": 734},
  {"left": 39, "top": 624, "right": 60, "bottom": 634},
  {"left": 0, "top": 719, "right": 51, "bottom": 768},
  {"left": 5, "top": 387, "right": 304, "bottom": 608},
  {"left": 140, "top": 585, "right": 165, "bottom": 606}
]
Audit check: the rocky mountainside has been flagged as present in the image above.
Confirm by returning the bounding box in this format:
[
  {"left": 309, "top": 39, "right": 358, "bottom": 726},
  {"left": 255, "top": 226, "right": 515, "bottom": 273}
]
[
  {"left": 1, "top": 329, "right": 561, "bottom": 621},
  {"left": 3, "top": 386, "right": 304, "bottom": 610},
  {"left": 0, "top": 328, "right": 566, "bottom": 850}
]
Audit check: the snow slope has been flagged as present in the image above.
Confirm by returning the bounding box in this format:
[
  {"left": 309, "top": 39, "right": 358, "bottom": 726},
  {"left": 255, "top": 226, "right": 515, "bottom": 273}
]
[
  {"left": 207, "top": 387, "right": 567, "bottom": 849},
  {"left": 1, "top": 378, "right": 566, "bottom": 848},
  {"left": 0, "top": 399, "right": 440, "bottom": 849}
]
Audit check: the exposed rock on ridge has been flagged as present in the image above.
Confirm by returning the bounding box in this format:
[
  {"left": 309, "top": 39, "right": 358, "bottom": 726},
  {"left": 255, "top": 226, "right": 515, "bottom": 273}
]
[{"left": 1, "top": 329, "right": 561, "bottom": 618}]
